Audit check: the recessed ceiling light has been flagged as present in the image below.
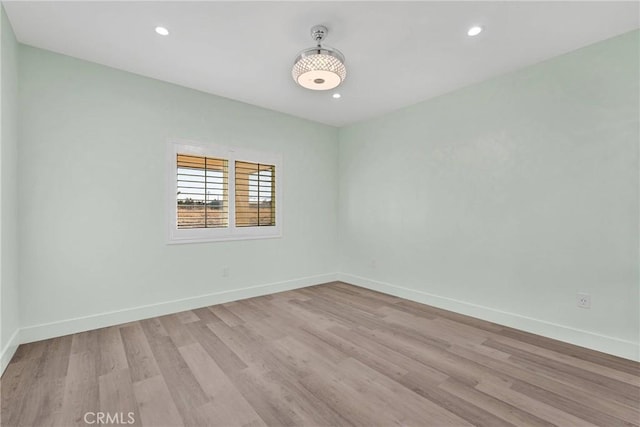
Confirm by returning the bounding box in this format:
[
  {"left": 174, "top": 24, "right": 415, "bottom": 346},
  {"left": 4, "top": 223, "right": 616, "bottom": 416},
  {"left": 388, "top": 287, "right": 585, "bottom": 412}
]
[
  {"left": 332, "top": 93, "right": 341, "bottom": 99},
  {"left": 155, "top": 26, "right": 169, "bottom": 36},
  {"left": 467, "top": 26, "right": 483, "bottom": 37}
]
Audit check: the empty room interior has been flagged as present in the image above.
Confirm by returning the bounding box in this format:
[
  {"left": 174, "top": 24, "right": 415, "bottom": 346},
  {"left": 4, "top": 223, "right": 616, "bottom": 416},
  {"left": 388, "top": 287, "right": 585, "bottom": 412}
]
[{"left": 1, "top": 1, "right": 639, "bottom": 426}]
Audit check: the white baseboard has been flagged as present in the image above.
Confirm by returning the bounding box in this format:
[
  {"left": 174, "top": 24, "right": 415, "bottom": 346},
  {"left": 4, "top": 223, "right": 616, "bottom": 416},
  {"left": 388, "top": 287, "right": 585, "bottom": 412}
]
[
  {"left": 6, "top": 271, "right": 637, "bottom": 377},
  {"left": 338, "top": 273, "right": 639, "bottom": 362},
  {"left": 1, "top": 328, "right": 20, "bottom": 375},
  {"left": 19, "top": 273, "right": 337, "bottom": 346}
]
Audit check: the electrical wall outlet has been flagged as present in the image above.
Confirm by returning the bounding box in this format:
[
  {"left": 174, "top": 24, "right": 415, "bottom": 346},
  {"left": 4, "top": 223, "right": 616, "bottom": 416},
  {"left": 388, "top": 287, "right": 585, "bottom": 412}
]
[
  {"left": 222, "top": 267, "right": 229, "bottom": 278},
  {"left": 370, "top": 260, "right": 377, "bottom": 269},
  {"left": 577, "top": 293, "right": 591, "bottom": 309}
]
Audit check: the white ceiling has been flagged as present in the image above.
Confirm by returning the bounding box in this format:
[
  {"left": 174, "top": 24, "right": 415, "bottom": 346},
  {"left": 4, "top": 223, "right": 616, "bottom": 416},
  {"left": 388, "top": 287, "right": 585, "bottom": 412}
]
[{"left": 4, "top": 1, "right": 639, "bottom": 127}]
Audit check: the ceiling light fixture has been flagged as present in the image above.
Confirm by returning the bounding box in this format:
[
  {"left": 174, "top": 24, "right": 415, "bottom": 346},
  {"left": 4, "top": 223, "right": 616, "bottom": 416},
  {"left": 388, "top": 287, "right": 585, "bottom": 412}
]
[
  {"left": 292, "top": 25, "right": 346, "bottom": 91},
  {"left": 155, "top": 26, "right": 169, "bottom": 36},
  {"left": 467, "top": 26, "right": 482, "bottom": 37},
  {"left": 332, "top": 93, "right": 341, "bottom": 99}
]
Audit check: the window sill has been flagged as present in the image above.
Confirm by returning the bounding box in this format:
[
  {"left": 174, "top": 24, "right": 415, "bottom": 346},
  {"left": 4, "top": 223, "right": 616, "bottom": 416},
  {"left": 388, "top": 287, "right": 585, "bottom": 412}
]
[{"left": 166, "top": 232, "right": 283, "bottom": 245}]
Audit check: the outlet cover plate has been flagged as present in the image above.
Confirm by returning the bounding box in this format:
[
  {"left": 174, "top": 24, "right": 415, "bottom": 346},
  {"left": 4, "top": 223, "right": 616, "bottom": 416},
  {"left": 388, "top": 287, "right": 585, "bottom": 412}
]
[{"left": 577, "top": 293, "right": 591, "bottom": 309}]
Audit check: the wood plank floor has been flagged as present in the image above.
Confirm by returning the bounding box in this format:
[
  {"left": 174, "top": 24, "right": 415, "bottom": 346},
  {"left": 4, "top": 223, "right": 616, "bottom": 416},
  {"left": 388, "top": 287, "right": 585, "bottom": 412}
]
[{"left": 2, "top": 282, "right": 639, "bottom": 427}]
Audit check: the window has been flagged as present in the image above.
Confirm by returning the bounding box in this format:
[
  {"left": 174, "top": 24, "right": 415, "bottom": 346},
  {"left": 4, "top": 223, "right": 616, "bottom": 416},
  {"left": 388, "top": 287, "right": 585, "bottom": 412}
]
[
  {"left": 235, "top": 162, "right": 275, "bottom": 227},
  {"left": 177, "top": 155, "right": 228, "bottom": 229},
  {"left": 167, "top": 140, "right": 282, "bottom": 243}
]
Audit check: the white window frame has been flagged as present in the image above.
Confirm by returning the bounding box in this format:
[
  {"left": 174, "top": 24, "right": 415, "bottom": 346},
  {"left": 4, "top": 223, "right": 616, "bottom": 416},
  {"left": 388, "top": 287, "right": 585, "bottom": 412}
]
[{"left": 167, "top": 139, "right": 282, "bottom": 244}]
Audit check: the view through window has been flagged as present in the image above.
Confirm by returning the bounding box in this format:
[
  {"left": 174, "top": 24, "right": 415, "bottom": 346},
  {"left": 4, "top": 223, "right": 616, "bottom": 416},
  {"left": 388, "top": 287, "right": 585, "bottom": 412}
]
[
  {"left": 235, "top": 162, "right": 275, "bottom": 227},
  {"left": 168, "top": 141, "right": 282, "bottom": 243},
  {"left": 176, "top": 154, "right": 228, "bottom": 228}
]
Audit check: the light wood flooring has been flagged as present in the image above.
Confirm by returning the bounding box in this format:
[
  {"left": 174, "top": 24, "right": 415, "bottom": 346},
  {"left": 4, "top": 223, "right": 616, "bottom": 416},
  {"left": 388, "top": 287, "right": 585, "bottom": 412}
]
[{"left": 1, "top": 282, "right": 639, "bottom": 426}]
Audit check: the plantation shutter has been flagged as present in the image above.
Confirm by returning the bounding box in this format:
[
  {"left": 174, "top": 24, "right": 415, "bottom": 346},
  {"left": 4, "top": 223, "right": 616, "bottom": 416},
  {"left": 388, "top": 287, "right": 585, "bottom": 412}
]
[
  {"left": 176, "top": 154, "right": 228, "bottom": 229},
  {"left": 235, "top": 161, "right": 276, "bottom": 227}
]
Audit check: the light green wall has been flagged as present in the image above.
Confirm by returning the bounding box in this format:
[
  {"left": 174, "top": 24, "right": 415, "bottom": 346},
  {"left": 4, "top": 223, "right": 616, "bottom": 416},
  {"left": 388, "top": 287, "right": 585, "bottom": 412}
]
[
  {"left": 338, "top": 30, "right": 639, "bottom": 359},
  {"left": 7, "top": 24, "right": 638, "bottom": 361},
  {"left": 1, "top": 4, "right": 20, "bottom": 366},
  {"left": 18, "top": 46, "right": 338, "bottom": 331}
]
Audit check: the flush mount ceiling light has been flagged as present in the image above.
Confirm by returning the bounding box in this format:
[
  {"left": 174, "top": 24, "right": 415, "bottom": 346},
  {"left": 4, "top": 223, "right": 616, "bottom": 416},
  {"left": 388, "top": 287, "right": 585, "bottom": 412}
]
[{"left": 292, "top": 25, "right": 346, "bottom": 91}]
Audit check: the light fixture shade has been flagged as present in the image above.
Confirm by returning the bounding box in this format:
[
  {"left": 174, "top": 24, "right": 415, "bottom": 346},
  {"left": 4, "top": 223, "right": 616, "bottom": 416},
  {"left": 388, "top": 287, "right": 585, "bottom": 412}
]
[{"left": 292, "top": 48, "right": 346, "bottom": 91}]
